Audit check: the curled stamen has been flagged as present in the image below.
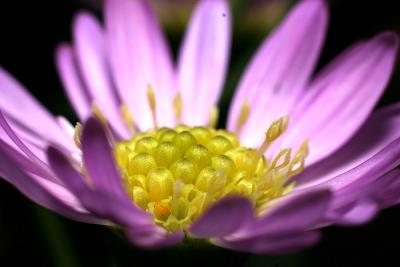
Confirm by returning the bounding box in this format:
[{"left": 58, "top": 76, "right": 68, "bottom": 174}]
[
  {"left": 147, "top": 84, "right": 158, "bottom": 129},
  {"left": 92, "top": 103, "right": 107, "bottom": 125},
  {"left": 235, "top": 101, "right": 250, "bottom": 134},
  {"left": 288, "top": 141, "right": 309, "bottom": 177},
  {"left": 271, "top": 148, "right": 291, "bottom": 169}
]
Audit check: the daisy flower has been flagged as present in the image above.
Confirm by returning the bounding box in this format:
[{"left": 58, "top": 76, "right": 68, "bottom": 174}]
[{"left": 0, "top": 0, "right": 399, "bottom": 254}]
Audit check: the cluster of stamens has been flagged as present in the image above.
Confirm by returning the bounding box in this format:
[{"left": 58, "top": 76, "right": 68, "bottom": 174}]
[
  {"left": 114, "top": 117, "right": 308, "bottom": 231},
  {"left": 75, "top": 86, "right": 309, "bottom": 232}
]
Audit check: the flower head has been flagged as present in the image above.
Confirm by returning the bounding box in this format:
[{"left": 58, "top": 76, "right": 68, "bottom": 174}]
[{"left": 1, "top": 0, "right": 400, "bottom": 254}]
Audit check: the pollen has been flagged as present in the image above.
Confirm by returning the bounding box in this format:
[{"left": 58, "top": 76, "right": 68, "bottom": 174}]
[{"left": 114, "top": 117, "right": 308, "bottom": 231}]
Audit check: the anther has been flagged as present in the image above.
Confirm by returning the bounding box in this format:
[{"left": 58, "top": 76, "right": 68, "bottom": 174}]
[
  {"left": 235, "top": 101, "right": 250, "bottom": 134},
  {"left": 147, "top": 84, "right": 158, "bottom": 129}
]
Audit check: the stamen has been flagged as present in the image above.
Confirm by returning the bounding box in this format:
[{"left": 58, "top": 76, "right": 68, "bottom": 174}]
[
  {"left": 288, "top": 141, "right": 309, "bottom": 177},
  {"left": 120, "top": 103, "right": 139, "bottom": 133},
  {"left": 258, "top": 116, "right": 289, "bottom": 155},
  {"left": 235, "top": 101, "right": 250, "bottom": 134},
  {"left": 173, "top": 93, "right": 183, "bottom": 124},
  {"left": 147, "top": 85, "right": 158, "bottom": 129},
  {"left": 73, "top": 122, "right": 83, "bottom": 149},
  {"left": 208, "top": 106, "right": 219, "bottom": 128},
  {"left": 92, "top": 103, "right": 107, "bottom": 125}
]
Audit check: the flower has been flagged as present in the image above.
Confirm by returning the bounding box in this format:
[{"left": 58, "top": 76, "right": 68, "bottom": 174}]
[{"left": 0, "top": 0, "right": 399, "bottom": 254}]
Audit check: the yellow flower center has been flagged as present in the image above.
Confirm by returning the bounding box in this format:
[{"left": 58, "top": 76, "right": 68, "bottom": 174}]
[{"left": 113, "top": 118, "right": 308, "bottom": 231}]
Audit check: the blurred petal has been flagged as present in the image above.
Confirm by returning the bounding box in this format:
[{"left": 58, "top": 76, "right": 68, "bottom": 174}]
[
  {"left": 329, "top": 198, "right": 379, "bottom": 225},
  {"left": 55, "top": 44, "right": 91, "bottom": 120},
  {"left": 280, "top": 32, "right": 399, "bottom": 164},
  {"left": 189, "top": 196, "right": 253, "bottom": 238},
  {"left": 127, "top": 227, "right": 184, "bottom": 249},
  {"left": 48, "top": 146, "right": 152, "bottom": 227},
  {"left": 0, "top": 141, "right": 95, "bottom": 223},
  {"left": 229, "top": 0, "right": 327, "bottom": 143},
  {"left": 0, "top": 68, "right": 74, "bottom": 148},
  {"left": 217, "top": 231, "right": 320, "bottom": 255},
  {"left": 105, "top": 0, "right": 175, "bottom": 129},
  {"left": 73, "top": 12, "right": 129, "bottom": 138},
  {"left": 81, "top": 117, "right": 127, "bottom": 198},
  {"left": 178, "top": 0, "right": 231, "bottom": 125}
]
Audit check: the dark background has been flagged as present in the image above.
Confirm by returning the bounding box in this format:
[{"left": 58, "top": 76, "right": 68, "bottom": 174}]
[{"left": 1, "top": 0, "right": 400, "bottom": 266}]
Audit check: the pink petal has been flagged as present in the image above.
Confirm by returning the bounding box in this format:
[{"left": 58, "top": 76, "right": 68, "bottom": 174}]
[
  {"left": 295, "top": 103, "right": 400, "bottom": 188},
  {"left": 55, "top": 44, "right": 91, "bottom": 121},
  {"left": 177, "top": 0, "right": 231, "bottom": 125},
  {"left": 189, "top": 196, "right": 253, "bottom": 238},
  {"left": 127, "top": 227, "right": 184, "bottom": 249},
  {"left": 279, "top": 32, "right": 399, "bottom": 164},
  {"left": 105, "top": 0, "right": 175, "bottom": 129},
  {"left": 228, "top": 0, "right": 327, "bottom": 142},
  {"left": 0, "top": 68, "right": 74, "bottom": 149},
  {"left": 73, "top": 12, "right": 129, "bottom": 138}
]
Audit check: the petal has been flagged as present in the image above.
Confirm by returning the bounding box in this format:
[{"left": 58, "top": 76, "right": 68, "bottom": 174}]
[
  {"left": 127, "top": 227, "right": 184, "bottom": 249},
  {"left": 48, "top": 146, "right": 152, "bottom": 227},
  {"left": 295, "top": 103, "right": 400, "bottom": 188},
  {"left": 0, "top": 68, "right": 74, "bottom": 149},
  {"left": 298, "top": 137, "right": 400, "bottom": 193},
  {"left": 177, "top": 0, "right": 231, "bottom": 125},
  {"left": 55, "top": 44, "right": 91, "bottom": 121},
  {"left": 105, "top": 0, "right": 175, "bottom": 129},
  {"left": 280, "top": 32, "right": 399, "bottom": 164},
  {"left": 328, "top": 198, "right": 379, "bottom": 225},
  {"left": 189, "top": 196, "right": 253, "bottom": 238},
  {"left": 81, "top": 117, "right": 127, "bottom": 198},
  {"left": 217, "top": 231, "right": 320, "bottom": 255},
  {"left": 241, "top": 188, "right": 331, "bottom": 238},
  {"left": 73, "top": 12, "right": 129, "bottom": 138},
  {"left": 0, "top": 110, "right": 50, "bottom": 168},
  {"left": 0, "top": 141, "right": 95, "bottom": 223},
  {"left": 228, "top": 0, "right": 327, "bottom": 141}
]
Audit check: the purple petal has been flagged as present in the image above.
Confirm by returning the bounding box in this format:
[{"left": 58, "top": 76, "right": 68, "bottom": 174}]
[
  {"left": 81, "top": 117, "right": 128, "bottom": 198},
  {"left": 177, "top": 0, "right": 231, "bottom": 125},
  {"left": 228, "top": 0, "right": 327, "bottom": 144},
  {"left": 73, "top": 12, "right": 129, "bottom": 138},
  {"left": 0, "top": 68, "right": 74, "bottom": 149},
  {"left": 295, "top": 103, "right": 400, "bottom": 188},
  {"left": 299, "top": 137, "right": 400, "bottom": 193},
  {"left": 189, "top": 196, "right": 254, "bottom": 238},
  {"left": 55, "top": 44, "right": 91, "bottom": 121},
  {"left": 0, "top": 141, "right": 96, "bottom": 223},
  {"left": 278, "top": 32, "right": 399, "bottom": 164},
  {"left": 48, "top": 146, "right": 152, "bottom": 227},
  {"left": 127, "top": 227, "right": 184, "bottom": 249},
  {"left": 328, "top": 198, "right": 379, "bottom": 225},
  {"left": 105, "top": 0, "right": 175, "bottom": 129},
  {"left": 239, "top": 188, "right": 331, "bottom": 238},
  {"left": 217, "top": 231, "right": 320, "bottom": 255}
]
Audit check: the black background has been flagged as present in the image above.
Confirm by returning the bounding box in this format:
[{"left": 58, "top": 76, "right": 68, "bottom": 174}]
[{"left": 1, "top": 0, "right": 400, "bottom": 266}]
